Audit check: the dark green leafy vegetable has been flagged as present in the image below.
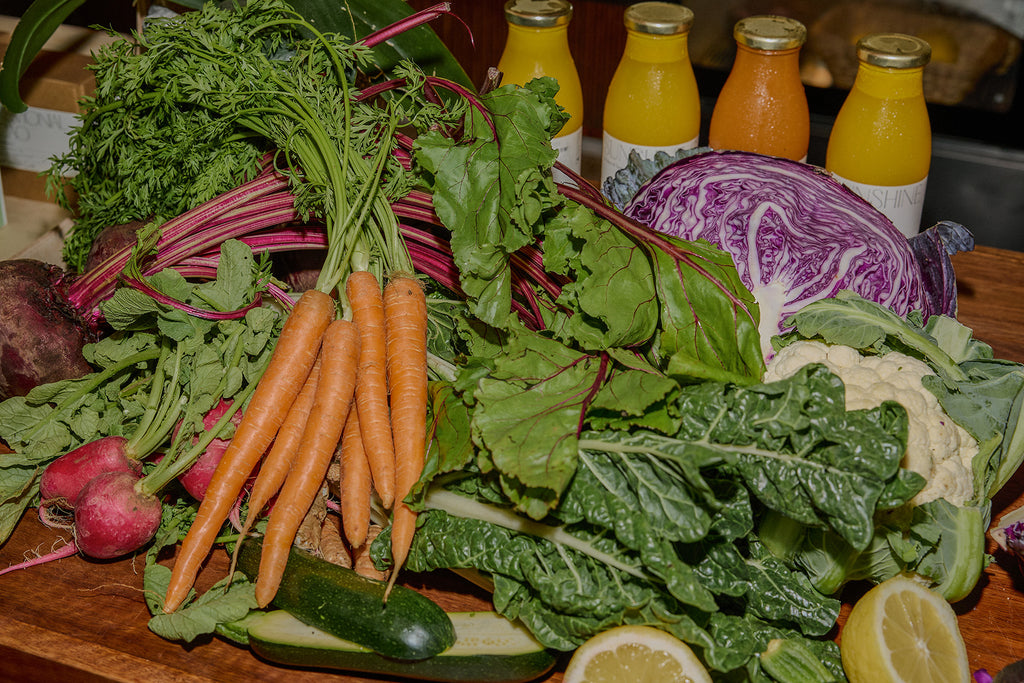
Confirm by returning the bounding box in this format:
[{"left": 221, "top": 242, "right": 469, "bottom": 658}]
[
  {"left": 372, "top": 364, "right": 907, "bottom": 677},
  {"left": 21, "top": 0, "right": 465, "bottom": 272}
]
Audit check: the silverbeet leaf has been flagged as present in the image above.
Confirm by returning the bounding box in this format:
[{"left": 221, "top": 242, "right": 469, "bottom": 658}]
[
  {"left": 397, "top": 364, "right": 905, "bottom": 676},
  {"left": 674, "top": 366, "right": 908, "bottom": 549}
]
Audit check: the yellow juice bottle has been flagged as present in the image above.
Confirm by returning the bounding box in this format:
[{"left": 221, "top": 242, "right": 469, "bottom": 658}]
[
  {"left": 826, "top": 33, "right": 932, "bottom": 237},
  {"left": 601, "top": 2, "right": 701, "bottom": 190},
  {"left": 498, "top": 0, "right": 584, "bottom": 177}
]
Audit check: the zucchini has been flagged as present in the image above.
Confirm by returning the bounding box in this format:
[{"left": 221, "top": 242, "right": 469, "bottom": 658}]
[
  {"left": 235, "top": 539, "right": 454, "bottom": 661},
  {"left": 248, "top": 609, "right": 557, "bottom": 683}
]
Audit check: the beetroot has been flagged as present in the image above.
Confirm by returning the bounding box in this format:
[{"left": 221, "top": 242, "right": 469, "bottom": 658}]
[
  {"left": 73, "top": 470, "right": 163, "bottom": 559},
  {"left": 39, "top": 436, "right": 141, "bottom": 506},
  {"left": 271, "top": 250, "right": 325, "bottom": 294},
  {"left": 84, "top": 220, "right": 146, "bottom": 273},
  {"left": 0, "top": 259, "right": 94, "bottom": 400}
]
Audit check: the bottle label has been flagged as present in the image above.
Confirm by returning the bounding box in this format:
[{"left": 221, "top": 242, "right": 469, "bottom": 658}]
[
  {"left": 830, "top": 173, "right": 928, "bottom": 238},
  {"left": 600, "top": 131, "right": 699, "bottom": 193},
  {"left": 552, "top": 127, "right": 582, "bottom": 183}
]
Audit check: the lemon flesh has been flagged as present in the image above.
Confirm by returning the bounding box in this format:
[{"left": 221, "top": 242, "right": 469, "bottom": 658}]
[
  {"left": 563, "top": 625, "right": 712, "bottom": 683},
  {"left": 841, "top": 575, "right": 970, "bottom": 683}
]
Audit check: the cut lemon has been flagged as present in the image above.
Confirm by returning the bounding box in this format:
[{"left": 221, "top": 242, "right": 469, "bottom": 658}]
[
  {"left": 562, "top": 625, "right": 712, "bottom": 683},
  {"left": 841, "top": 575, "right": 970, "bottom": 683}
]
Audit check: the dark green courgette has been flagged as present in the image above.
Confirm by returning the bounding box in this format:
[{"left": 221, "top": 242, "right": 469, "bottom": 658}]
[
  {"left": 235, "top": 539, "right": 454, "bottom": 661},
  {"left": 247, "top": 609, "right": 557, "bottom": 683}
]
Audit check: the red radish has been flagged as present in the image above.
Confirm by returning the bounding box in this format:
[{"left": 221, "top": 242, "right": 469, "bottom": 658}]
[
  {"left": 73, "top": 471, "right": 163, "bottom": 560},
  {"left": 0, "top": 540, "right": 78, "bottom": 577},
  {"left": 178, "top": 439, "right": 230, "bottom": 501},
  {"left": 39, "top": 436, "right": 141, "bottom": 506},
  {"left": 174, "top": 400, "right": 243, "bottom": 501}
]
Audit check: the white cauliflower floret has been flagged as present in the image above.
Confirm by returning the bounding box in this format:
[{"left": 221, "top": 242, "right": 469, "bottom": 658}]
[{"left": 764, "top": 340, "right": 978, "bottom": 506}]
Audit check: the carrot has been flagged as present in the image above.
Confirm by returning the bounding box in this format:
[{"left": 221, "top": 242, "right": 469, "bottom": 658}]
[
  {"left": 345, "top": 270, "right": 396, "bottom": 509},
  {"left": 227, "top": 352, "right": 322, "bottom": 577},
  {"left": 339, "top": 406, "right": 371, "bottom": 548},
  {"left": 254, "top": 318, "right": 360, "bottom": 608},
  {"left": 242, "top": 352, "right": 322, "bottom": 526},
  {"left": 382, "top": 275, "right": 428, "bottom": 594},
  {"left": 163, "top": 289, "right": 335, "bottom": 613}
]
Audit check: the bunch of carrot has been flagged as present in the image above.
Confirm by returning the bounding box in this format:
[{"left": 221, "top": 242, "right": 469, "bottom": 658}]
[{"left": 163, "top": 271, "right": 428, "bottom": 612}]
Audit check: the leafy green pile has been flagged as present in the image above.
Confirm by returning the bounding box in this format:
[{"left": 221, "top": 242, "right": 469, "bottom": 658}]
[
  {"left": 374, "top": 362, "right": 912, "bottom": 679},
  {"left": 375, "top": 293, "right": 1024, "bottom": 680}
]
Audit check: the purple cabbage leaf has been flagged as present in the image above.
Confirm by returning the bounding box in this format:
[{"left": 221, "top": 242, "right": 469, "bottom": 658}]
[{"left": 623, "top": 150, "right": 971, "bottom": 359}]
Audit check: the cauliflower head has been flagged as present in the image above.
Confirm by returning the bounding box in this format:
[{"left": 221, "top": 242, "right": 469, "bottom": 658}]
[{"left": 764, "top": 340, "right": 978, "bottom": 506}]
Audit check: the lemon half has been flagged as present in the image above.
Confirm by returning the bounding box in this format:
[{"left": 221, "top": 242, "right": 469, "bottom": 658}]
[
  {"left": 562, "top": 625, "right": 712, "bottom": 683},
  {"left": 841, "top": 575, "right": 970, "bottom": 683}
]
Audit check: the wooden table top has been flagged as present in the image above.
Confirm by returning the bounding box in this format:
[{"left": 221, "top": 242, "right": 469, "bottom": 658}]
[{"left": 1, "top": 245, "right": 1023, "bottom": 682}]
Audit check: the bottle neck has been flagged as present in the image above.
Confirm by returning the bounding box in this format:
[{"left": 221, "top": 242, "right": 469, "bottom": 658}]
[
  {"left": 731, "top": 43, "right": 802, "bottom": 77},
  {"left": 623, "top": 29, "right": 690, "bottom": 64},
  {"left": 852, "top": 62, "right": 925, "bottom": 99},
  {"left": 505, "top": 22, "right": 571, "bottom": 53}
]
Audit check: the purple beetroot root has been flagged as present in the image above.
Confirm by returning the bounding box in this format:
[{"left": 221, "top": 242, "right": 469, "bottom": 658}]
[{"left": 0, "top": 259, "right": 94, "bottom": 400}]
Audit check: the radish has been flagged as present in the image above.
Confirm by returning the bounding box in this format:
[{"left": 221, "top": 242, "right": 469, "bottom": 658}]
[
  {"left": 39, "top": 436, "right": 142, "bottom": 507},
  {"left": 73, "top": 470, "right": 163, "bottom": 559},
  {"left": 173, "top": 399, "right": 243, "bottom": 501}
]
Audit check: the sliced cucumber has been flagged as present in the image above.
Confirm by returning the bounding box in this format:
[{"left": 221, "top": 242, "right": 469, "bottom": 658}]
[
  {"left": 235, "top": 538, "right": 454, "bottom": 661},
  {"left": 248, "top": 610, "right": 557, "bottom": 683}
]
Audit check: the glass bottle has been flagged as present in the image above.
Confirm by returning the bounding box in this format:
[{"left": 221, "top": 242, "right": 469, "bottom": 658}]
[
  {"left": 498, "top": 0, "right": 584, "bottom": 176},
  {"left": 708, "top": 15, "right": 810, "bottom": 162},
  {"left": 826, "top": 33, "right": 932, "bottom": 238},
  {"left": 601, "top": 2, "right": 701, "bottom": 190}
]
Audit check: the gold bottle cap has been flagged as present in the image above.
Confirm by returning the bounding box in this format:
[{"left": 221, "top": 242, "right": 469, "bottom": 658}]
[
  {"left": 504, "top": 0, "right": 573, "bottom": 28},
  {"left": 857, "top": 33, "right": 932, "bottom": 68},
  {"left": 734, "top": 15, "right": 806, "bottom": 51},
  {"left": 624, "top": 2, "right": 694, "bottom": 35}
]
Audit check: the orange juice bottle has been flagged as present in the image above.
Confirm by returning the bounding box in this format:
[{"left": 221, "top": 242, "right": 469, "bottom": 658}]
[
  {"left": 826, "top": 33, "right": 932, "bottom": 238},
  {"left": 708, "top": 15, "right": 809, "bottom": 161},
  {"left": 601, "top": 2, "right": 701, "bottom": 190},
  {"left": 498, "top": 0, "right": 584, "bottom": 176}
]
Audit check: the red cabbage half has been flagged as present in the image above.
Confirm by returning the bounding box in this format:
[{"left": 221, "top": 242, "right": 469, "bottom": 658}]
[{"left": 623, "top": 150, "right": 959, "bottom": 358}]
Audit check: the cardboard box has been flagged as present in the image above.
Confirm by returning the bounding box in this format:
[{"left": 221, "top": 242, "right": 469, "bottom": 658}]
[{"left": 0, "top": 33, "right": 94, "bottom": 204}]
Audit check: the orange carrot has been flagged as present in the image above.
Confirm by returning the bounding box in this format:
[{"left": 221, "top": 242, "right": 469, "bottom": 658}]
[
  {"left": 243, "top": 352, "right": 322, "bottom": 526},
  {"left": 254, "top": 318, "right": 360, "bottom": 608},
  {"left": 227, "top": 352, "right": 322, "bottom": 577},
  {"left": 339, "top": 406, "right": 371, "bottom": 548},
  {"left": 345, "top": 270, "right": 396, "bottom": 509},
  {"left": 163, "top": 289, "right": 334, "bottom": 613},
  {"left": 382, "top": 275, "right": 428, "bottom": 593}
]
